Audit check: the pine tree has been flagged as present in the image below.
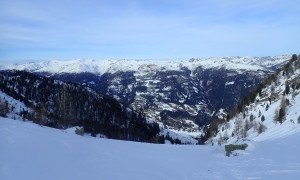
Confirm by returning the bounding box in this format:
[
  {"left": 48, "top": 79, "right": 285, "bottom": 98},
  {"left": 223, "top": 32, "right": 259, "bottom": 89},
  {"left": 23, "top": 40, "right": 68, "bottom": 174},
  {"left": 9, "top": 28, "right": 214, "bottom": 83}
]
[
  {"left": 285, "top": 84, "right": 290, "bottom": 95},
  {"left": 0, "top": 100, "right": 9, "bottom": 117},
  {"left": 278, "top": 97, "right": 286, "bottom": 123},
  {"left": 226, "top": 114, "right": 230, "bottom": 122},
  {"left": 257, "top": 123, "right": 266, "bottom": 134},
  {"left": 249, "top": 114, "right": 254, "bottom": 122},
  {"left": 265, "top": 103, "right": 269, "bottom": 111},
  {"left": 261, "top": 115, "right": 265, "bottom": 122},
  {"left": 278, "top": 107, "right": 285, "bottom": 123}
]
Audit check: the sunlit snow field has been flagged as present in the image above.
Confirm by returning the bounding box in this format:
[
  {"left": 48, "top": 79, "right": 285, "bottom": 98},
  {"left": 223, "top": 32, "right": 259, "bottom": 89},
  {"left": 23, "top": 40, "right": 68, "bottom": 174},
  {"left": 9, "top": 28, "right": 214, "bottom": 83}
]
[{"left": 1, "top": 117, "right": 300, "bottom": 180}]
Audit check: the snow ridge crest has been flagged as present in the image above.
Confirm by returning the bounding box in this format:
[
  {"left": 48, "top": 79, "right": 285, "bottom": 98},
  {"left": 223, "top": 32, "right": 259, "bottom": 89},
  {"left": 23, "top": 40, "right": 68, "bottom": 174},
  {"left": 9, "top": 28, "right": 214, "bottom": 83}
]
[{"left": 0, "top": 54, "right": 292, "bottom": 75}]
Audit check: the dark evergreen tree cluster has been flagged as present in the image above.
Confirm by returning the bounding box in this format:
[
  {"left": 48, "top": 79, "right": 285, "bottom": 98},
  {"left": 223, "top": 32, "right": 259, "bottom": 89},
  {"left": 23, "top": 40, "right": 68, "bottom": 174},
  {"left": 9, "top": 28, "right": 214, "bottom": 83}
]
[
  {"left": 164, "top": 132, "right": 188, "bottom": 144},
  {"left": 0, "top": 98, "right": 9, "bottom": 117},
  {"left": 278, "top": 107, "right": 285, "bottom": 123},
  {"left": 199, "top": 118, "right": 225, "bottom": 144},
  {"left": 261, "top": 115, "right": 265, "bottom": 122},
  {"left": 0, "top": 70, "right": 163, "bottom": 143}
]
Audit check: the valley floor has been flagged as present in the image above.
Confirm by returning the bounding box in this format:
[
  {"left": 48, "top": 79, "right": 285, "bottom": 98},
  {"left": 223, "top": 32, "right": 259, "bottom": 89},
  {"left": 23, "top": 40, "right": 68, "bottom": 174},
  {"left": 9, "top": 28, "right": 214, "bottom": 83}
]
[{"left": 1, "top": 117, "right": 300, "bottom": 180}]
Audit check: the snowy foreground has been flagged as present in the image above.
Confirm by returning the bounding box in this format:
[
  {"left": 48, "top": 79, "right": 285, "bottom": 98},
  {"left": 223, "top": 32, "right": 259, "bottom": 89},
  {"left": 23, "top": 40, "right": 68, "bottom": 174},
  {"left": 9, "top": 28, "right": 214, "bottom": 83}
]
[{"left": 1, "top": 117, "right": 300, "bottom": 180}]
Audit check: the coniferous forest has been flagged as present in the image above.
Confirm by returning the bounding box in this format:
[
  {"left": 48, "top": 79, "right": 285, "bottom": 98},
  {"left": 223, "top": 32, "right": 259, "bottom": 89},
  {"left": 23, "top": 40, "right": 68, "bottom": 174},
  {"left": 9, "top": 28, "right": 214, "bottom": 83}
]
[{"left": 0, "top": 70, "right": 163, "bottom": 143}]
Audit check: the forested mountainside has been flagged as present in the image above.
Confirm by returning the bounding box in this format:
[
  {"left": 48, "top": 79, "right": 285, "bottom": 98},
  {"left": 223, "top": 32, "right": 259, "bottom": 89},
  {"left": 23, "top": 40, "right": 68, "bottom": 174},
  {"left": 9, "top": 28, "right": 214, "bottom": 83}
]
[
  {"left": 1, "top": 55, "right": 291, "bottom": 134},
  {"left": 0, "top": 70, "right": 163, "bottom": 143},
  {"left": 201, "top": 54, "right": 300, "bottom": 144}
]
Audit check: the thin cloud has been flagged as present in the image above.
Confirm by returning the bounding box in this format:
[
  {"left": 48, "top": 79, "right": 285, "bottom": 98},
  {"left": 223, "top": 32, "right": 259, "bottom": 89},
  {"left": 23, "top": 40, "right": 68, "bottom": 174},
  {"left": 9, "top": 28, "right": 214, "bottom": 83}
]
[{"left": 0, "top": 0, "right": 299, "bottom": 62}]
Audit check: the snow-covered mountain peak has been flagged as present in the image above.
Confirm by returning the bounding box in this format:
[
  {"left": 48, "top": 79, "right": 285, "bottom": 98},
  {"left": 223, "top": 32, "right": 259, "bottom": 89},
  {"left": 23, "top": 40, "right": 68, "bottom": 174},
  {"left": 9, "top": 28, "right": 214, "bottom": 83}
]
[
  {"left": 188, "top": 54, "right": 292, "bottom": 71},
  {"left": 0, "top": 54, "right": 292, "bottom": 75}
]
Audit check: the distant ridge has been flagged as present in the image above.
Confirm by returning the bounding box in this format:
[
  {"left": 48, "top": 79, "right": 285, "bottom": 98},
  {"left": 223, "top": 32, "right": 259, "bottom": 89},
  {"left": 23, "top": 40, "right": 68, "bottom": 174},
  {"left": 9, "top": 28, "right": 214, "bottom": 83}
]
[{"left": 0, "top": 54, "right": 292, "bottom": 74}]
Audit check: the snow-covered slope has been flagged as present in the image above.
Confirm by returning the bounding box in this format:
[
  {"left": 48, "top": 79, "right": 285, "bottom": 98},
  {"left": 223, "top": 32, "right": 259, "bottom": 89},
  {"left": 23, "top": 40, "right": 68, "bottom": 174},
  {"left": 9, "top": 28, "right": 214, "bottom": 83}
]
[
  {"left": 0, "top": 55, "right": 291, "bottom": 74},
  {"left": 0, "top": 90, "right": 30, "bottom": 119},
  {"left": 210, "top": 55, "right": 300, "bottom": 144},
  {"left": 1, "top": 117, "right": 300, "bottom": 180}
]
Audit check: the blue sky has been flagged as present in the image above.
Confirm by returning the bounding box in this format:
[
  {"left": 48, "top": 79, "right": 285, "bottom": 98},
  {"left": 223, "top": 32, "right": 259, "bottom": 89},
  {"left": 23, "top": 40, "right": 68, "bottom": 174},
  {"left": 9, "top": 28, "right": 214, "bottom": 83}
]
[{"left": 0, "top": 0, "right": 299, "bottom": 63}]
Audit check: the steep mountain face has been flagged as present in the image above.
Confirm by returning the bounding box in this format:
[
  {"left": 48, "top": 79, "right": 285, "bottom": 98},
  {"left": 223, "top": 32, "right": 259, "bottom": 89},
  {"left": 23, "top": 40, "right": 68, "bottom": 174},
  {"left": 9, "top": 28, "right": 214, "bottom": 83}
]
[
  {"left": 0, "top": 70, "right": 162, "bottom": 143},
  {"left": 0, "top": 55, "right": 291, "bottom": 135},
  {"left": 204, "top": 54, "right": 300, "bottom": 145}
]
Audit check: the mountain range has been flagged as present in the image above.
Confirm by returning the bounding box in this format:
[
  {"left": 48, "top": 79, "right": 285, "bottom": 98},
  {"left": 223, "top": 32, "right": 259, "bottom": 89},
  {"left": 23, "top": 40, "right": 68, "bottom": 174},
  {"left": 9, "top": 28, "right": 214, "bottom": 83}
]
[{"left": 0, "top": 55, "right": 292, "bottom": 137}]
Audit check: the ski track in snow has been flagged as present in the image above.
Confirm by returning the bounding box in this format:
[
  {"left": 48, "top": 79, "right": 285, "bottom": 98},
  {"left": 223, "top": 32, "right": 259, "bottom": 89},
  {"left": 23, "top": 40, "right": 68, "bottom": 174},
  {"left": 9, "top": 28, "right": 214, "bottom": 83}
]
[{"left": 1, "top": 117, "right": 300, "bottom": 180}]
